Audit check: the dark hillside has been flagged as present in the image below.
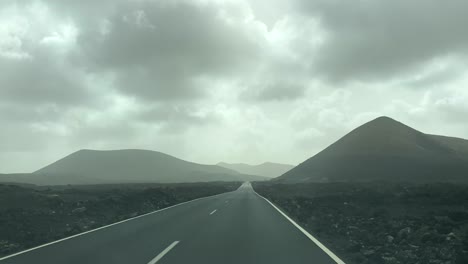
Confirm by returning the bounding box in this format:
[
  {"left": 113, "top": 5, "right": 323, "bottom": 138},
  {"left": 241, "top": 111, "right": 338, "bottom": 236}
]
[{"left": 278, "top": 117, "right": 468, "bottom": 183}]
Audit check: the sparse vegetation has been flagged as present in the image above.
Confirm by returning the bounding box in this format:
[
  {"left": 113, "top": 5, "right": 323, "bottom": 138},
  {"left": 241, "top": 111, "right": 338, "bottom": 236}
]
[
  {"left": 253, "top": 182, "right": 468, "bottom": 264},
  {"left": 0, "top": 182, "right": 241, "bottom": 257}
]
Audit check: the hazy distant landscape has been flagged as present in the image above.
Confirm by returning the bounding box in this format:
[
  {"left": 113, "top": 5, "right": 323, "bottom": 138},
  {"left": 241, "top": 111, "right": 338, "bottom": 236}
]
[
  {"left": 0, "top": 149, "right": 267, "bottom": 185},
  {"left": 217, "top": 162, "right": 294, "bottom": 178},
  {"left": 2, "top": 117, "right": 468, "bottom": 264}
]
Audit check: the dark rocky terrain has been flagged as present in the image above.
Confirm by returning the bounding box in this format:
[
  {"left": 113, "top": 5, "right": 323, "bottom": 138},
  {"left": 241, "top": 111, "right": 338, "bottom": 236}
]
[
  {"left": 0, "top": 182, "right": 241, "bottom": 257},
  {"left": 253, "top": 182, "right": 468, "bottom": 264},
  {"left": 277, "top": 117, "right": 468, "bottom": 183}
]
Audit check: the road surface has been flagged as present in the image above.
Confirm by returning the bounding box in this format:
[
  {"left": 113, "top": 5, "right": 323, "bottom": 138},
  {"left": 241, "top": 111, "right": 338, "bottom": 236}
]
[{"left": 0, "top": 183, "right": 343, "bottom": 264}]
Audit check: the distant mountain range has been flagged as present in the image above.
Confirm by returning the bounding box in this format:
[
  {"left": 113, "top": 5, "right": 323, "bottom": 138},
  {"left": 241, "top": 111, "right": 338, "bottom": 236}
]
[
  {"left": 217, "top": 162, "right": 294, "bottom": 178},
  {"left": 277, "top": 116, "right": 468, "bottom": 183},
  {"left": 0, "top": 149, "right": 267, "bottom": 185},
  {"left": 2, "top": 116, "right": 467, "bottom": 185}
]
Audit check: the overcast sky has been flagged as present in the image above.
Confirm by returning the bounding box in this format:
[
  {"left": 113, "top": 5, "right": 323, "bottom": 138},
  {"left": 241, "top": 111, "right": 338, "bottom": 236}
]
[{"left": 1, "top": 0, "right": 468, "bottom": 172}]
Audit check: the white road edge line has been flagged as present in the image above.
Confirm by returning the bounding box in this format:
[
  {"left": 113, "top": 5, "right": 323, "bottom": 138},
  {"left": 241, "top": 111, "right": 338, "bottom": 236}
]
[
  {"left": 147, "top": 241, "right": 180, "bottom": 264},
  {"left": 0, "top": 190, "right": 235, "bottom": 262},
  {"left": 253, "top": 190, "right": 346, "bottom": 264},
  {"left": 209, "top": 209, "right": 217, "bottom": 215}
]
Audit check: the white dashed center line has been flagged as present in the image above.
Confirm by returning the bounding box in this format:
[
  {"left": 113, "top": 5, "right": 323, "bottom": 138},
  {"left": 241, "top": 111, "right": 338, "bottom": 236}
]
[{"left": 147, "top": 241, "right": 179, "bottom": 264}]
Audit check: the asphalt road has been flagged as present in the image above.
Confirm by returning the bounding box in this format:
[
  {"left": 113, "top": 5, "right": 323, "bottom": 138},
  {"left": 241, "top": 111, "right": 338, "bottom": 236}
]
[{"left": 1, "top": 182, "right": 342, "bottom": 264}]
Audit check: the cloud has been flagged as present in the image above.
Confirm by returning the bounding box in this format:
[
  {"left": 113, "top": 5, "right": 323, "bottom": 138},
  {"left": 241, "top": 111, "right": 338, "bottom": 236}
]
[
  {"left": 0, "top": 2, "right": 92, "bottom": 107},
  {"left": 72, "top": 0, "right": 264, "bottom": 101},
  {"left": 0, "top": 123, "right": 52, "bottom": 152},
  {"left": 0, "top": 103, "right": 63, "bottom": 124},
  {"left": 136, "top": 103, "right": 220, "bottom": 133},
  {"left": 0, "top": 53, "right": 89, "bottom": 106},
  {"left": 241, "top": 81, "right": 306, "bottom": 101},
  {"left": 296, "top": 0, "right": 468, "bottom": 82}
]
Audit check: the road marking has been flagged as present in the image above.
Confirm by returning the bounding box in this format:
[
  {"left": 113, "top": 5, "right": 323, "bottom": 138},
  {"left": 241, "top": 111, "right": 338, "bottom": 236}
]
[
  {"left": 253, "top": 190, "right": 346, "bottom": 264},
  {"left": 147, "top": 241, "right": 179, "bottom": 264},
  {"left": 0, "top": 191, "right": 234, "bottom": 262},
  {"left": 209, "top": 209, "right": 217, "bottom": 215}
]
